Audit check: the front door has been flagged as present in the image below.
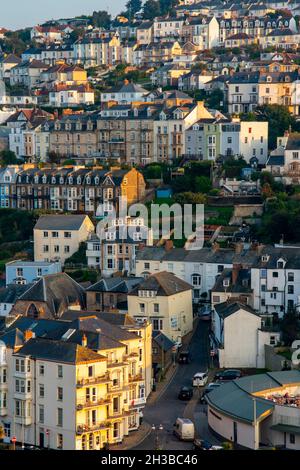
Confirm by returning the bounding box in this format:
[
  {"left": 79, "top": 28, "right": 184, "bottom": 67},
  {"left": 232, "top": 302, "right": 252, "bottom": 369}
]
[
  {"left": 39, "top": 432, "right": 45, "bottom": 448},
  {"left": 233, "top": 421, "right": 238, "bottom": 444}
]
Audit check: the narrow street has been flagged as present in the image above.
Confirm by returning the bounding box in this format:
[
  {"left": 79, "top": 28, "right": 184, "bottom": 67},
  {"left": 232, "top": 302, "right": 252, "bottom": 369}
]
[{"left": 134, "top": 321, "right": 219, "bottom": 450}]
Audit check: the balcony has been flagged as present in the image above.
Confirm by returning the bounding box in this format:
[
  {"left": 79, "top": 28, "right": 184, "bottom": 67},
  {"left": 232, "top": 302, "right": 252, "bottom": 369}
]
[
  {"left": 14, "top": 370, "right": 32, "bottom": 379},
  {"left": 108, "top": 408, "right": 131, "bottom": 419},
  {"left": 109, "top": 138, "right": 125, "bottom": 144},
  {"left": 15, "top": 416, "right": 32, "bottom": 426},
  {"left": 108, "top": 382, "right": 130, "bottom": 393},
  {"left": 76, "top": 397, "right": 110, "bottom": 410},
  {"left": 76, "top": 422, "right": 110, "bottom": 435},
  {"left": 128, "top": 373, "right": 143, "bottom": 383},
  {"left": 76, "top": 373, "right": 110, "bottom": 388},
  {"left": 0, "top": 381, "right": 8, "bottom": 391},
  {"left": 129, "top": 397, "right": 146, "bottom": 408}
]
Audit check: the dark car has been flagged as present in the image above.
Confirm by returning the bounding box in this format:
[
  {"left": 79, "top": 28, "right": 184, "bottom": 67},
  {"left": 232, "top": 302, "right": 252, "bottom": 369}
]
[
  {"left": 200, "top": 383, "right": 221, "bottom": 403},
  {"left": 178, "top": 350, "right": 192, "bottom": 364},
  {"left": 215, "top": 369, "right": 242, "bottom": 382},
  {"left": 193, "top": 439, "right": 212, "bottom": 450},
  {"left": 178, "top": 386, "right": 193, "bottom": 400},
  {"left": 193, "top": 439, "right": 223, "bottom": 451}
]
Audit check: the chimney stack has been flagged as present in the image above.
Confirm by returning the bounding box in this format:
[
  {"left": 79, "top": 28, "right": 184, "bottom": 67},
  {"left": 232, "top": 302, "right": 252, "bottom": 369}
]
[
  {"left": 82, "top": 334, "right": 87, "bottom": 348},
  {"left": 24, "top": 330, "right": 35, "bottom": 342},
  {"left": 235, "top": 242, "right": 244, "bottom": 254},
  {"left": 232, "top": 264, "right": 242, "bottom": 285},
  {"left": 164, "top": 240, "right": 174, "bottom": 251},
  {"left": 212, "top": 242, "right": 220, "bottom": 253}
]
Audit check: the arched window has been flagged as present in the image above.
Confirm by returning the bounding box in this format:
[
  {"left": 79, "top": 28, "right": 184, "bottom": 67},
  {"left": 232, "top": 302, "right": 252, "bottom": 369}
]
[{"left": 27, "top": 303, "right": 39, "bottom": 319}]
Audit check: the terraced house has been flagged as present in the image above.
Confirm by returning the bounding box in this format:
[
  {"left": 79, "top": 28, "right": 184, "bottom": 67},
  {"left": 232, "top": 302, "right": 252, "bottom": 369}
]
[
  {"left": 47, "top": 115, "right": 98, "bottom": 158},
  {"left": 10, "top": 166, "right": 145, "bottom": 214}
]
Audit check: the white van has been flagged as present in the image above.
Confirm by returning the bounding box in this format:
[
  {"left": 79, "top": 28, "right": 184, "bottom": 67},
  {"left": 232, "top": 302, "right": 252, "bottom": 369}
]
[
  {"left": 192, "top": 371, "right": 208, "bottom": 387},
  {"left": 173, "top": 418, "right": 195, "bottom": 441}
]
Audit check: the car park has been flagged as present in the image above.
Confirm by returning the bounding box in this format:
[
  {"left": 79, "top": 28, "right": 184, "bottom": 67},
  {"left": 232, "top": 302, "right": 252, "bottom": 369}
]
[{"left": 178, "top": 386, "right": 193, "bottom": 400}]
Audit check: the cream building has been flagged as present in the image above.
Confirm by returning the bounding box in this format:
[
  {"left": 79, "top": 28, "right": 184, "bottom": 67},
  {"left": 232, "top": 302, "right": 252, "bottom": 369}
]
[
  {"left": 127, "top": 271, "right": 193, "bottom": 343},
  {"left": 34, "top": 214, "right": 94, "bottom": 265},
  {"left": 0, "top": 313, "right": 152, "bottom": 450}
]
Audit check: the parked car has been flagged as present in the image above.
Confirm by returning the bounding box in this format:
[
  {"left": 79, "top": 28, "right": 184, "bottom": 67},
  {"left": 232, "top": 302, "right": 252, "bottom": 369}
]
[
  {"left": 178, "top": 350, "right": 192, "bottom": 364},
  {"left": 174, "top": 418, "right": 195, "bottom": 441},
  {"left": 193, "top": 439, "right": 223, "bottom": 450},
  {"left": 178, "top": 386, "right": 193, "bottom": 400},
  {"left": 192, "top": 371, "right": 208, "bottom": 387},
  {"left": 215, "top": 369, "right": 242, "bottom": 382},
  {"left": 200, "top": 383, "right": 221, "bottom": 403},
  {"left": 198, "top": 305, "right": 212, "bottom": 321}
]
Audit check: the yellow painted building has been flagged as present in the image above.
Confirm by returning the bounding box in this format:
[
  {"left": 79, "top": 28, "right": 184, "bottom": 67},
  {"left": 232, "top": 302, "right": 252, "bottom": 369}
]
[{"left": 0, "top": 315, "right": 152, "bottom": 450}]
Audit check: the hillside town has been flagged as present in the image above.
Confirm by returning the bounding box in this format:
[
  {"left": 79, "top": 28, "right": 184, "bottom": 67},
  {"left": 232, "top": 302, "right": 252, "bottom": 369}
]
[{"left": 1, "top": 0, "right": 300, "bottom": 453}]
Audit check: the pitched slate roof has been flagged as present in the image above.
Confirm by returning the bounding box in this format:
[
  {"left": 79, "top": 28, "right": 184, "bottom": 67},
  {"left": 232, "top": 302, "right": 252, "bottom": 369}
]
[
  {"left": 129, "top": 271, "right": 192, "bottom": 297},
  {"left": 0, "top": 328, "right": 24, "bottom": 348},
  {"left": 0, "top": 284, "right": 33, "bottom": 304},
  {"left": 18, "top": 273, "right": 86, "bottom": 318},
  {"left": 86, "top": 277, "right": 143, "bottom": 293},
  {"left": 152, "top": 331, "right": 175, "bottom": 351},
  {"left": 285, "top": 133, "right": 300, "bottom": 151},
  {"left": 34, "top": 214, "right": 91, "bottom": 231},
  {"left": 214, "top": 301, "right": 259, "bottom": 319},
  {"left": 16, "top": 337, "right": 106, "bottom": 363}
]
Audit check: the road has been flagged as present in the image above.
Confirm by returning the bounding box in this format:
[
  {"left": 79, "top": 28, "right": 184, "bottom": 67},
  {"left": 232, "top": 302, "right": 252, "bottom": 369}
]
[{"left": 134, "top": 320, "right": 218, "bottom": 450}]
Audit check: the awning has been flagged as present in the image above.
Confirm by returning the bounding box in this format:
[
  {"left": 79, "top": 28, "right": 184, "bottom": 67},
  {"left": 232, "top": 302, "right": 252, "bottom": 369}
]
[{"left": 270, "top": 424, "right": 300, "bottom": 435}]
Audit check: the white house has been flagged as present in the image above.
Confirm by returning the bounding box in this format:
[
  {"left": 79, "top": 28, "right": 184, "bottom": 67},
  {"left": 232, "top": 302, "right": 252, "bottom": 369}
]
[
  {"left": 86, "top": 216, "right": 153, "bottom": 276},
  {"left": 100, "top": 81, "right": 149, "bottom": 105},
  {"left": 251, "top": 245, "right": 300, "bottom": 317},
  {"left": 212, "top": 301, "right": 280, "bottom": 368}
]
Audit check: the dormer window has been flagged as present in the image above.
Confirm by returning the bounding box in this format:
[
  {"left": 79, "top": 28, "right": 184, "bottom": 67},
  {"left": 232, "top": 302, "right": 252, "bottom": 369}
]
[
  {"left": 262, "top": 255, "right": 269, "bottom": 263},
  {"left": 277, "top": 259, "right": 285, "bottom": 269},
  {"left": 95, "top": 177, "right": 99, "bottom": 185},
  {"left": 52, "top": 177, "right": 56, "bottom": 184},
  {"left": 34, "top": 176, "right": 39, "bottom": 184},
  {"left": 223, "top": 278, "right": 230, "bottom": 288},
  {"left": 42, "top": 176, "right": 47, "bottom": 184},
  {"left": 87, "top": 121, "right": 93, "bottom": 131},
  {"left": 60, "top": 177, "right": 64, "bottom": 184},
  {"left": 68, "top": 177, "right": 73, "bottom": 185},
  {"left": 55, "top": 122, "right": 61, "bottom": 131},
  {"left": 267, "top": 76, "right": 272, "bottom": 83},
  {"left": 86, "top": 177, "right": 91, "bottom": 185}
]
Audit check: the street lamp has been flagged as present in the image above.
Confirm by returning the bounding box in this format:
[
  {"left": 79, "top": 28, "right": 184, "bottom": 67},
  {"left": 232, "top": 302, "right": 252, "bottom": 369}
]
[{"left": 152, "top": 424, "right": 163, "bottom": 450}]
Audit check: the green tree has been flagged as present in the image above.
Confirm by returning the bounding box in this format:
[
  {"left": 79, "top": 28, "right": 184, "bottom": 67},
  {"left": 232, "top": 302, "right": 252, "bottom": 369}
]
[
  {"left": 174, "top": 192, "right": 207, "bottom": 205},
  {"left": 243, "top": 104, "right": 300, "bottom": 150},
  {"left": 143, "top": 0, "right": 161, "bottom": 20},
  {"left": 91, "top": 11, "right": 111, "bottom": 28},
  {"left": 126, "top": 0, "right": 143, "bottom": 19},
  {"left": 0, "top": 150, "right": 18, "bottom": 165},
  {"left": 194, "top": 176, "right": 212, "bottom": 194},
  {"left": 206, "top": 89, "right": 224, "bottom": 109},
  {"left": 281, "top": 308, "right": 300, "bottom": 345}
]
